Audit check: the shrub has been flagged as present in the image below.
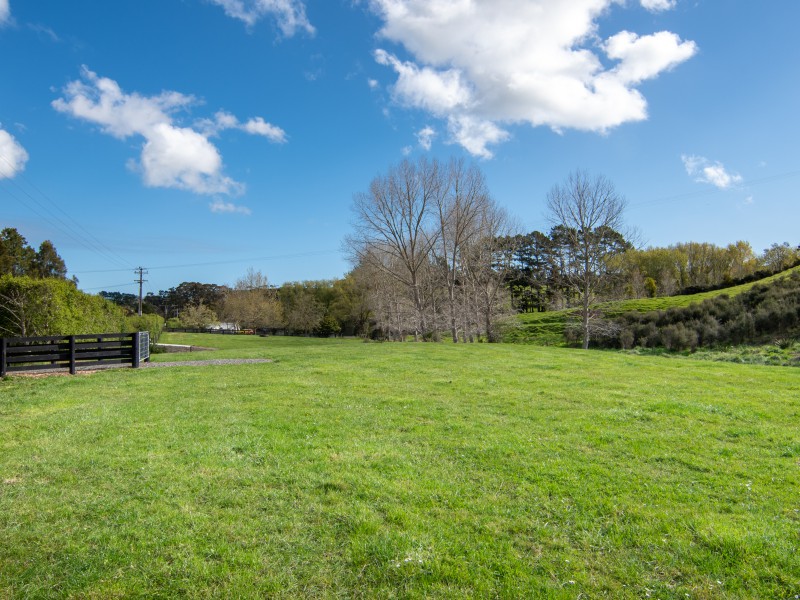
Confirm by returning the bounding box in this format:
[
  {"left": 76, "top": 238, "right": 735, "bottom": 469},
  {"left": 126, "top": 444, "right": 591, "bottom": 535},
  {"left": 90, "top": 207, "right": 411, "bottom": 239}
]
[
  {"left": 619, "top": 328, "right": 635, "bottom": 349},
  {"left": 126, "top": 313, "right": 165, "bottom": 344},
  {"left": 661, "top": 323, "right": 698, "bottom": 351}
]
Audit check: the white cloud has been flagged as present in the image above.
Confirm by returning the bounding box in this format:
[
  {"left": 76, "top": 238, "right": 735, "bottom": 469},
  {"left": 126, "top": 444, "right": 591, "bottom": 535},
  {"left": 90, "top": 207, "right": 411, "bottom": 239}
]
[
  {"left": 375, "top": 49, "right": 473, "bottom": 114},
  {"left": 242, "top": 117, "right": 287, "bottom": 142},
  {"left": 416, "top": 125, "right": 435, "bottom": 150},
  {"left": 369, "top": 0, "right": 696, "bottom": 158},
  {"left": 682, "top": 154, "right": 743, "bottom": 189},
  {"left": 208, "top": 0, "right": 314, "bottom": 36},
  {"left": 53, "top": 67, "right": 285, "bottom": 196},
  {"left": 604, "top": 30, "right": 697, "bottom": 84},
  {"left": 209, "top": 199, "right": 252, "bottom": 215},
  {"left": 197, "top": 111, "right": 287, "bottom": 143},
  {"left": 368, "top": 78, "right": 380, "bottom": 90},
  {"left": 0, "top": 127, "right": 28, "bottom": 178},
  {"left": 640, "top": 0, "right": 676, "bottom": 12},
  {"left": 446, "top": 115, "right": 509, "bottom": 159},
  {"left": 0, "top": 0, "right": 9, "bottom": 26}
]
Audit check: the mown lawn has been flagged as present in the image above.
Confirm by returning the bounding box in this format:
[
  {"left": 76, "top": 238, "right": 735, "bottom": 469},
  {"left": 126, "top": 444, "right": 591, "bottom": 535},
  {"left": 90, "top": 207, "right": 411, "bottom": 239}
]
[{"left": 1, "top": 335, "right": 798, "bottom": 598}]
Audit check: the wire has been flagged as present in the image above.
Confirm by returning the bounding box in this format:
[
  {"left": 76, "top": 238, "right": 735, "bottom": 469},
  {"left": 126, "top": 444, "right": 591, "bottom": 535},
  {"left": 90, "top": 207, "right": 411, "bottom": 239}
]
[
  {"left": 0, "top": 153, "right": 133, "bottom": 269},
  {"left": 630, "top": 168, "right": 800, "bottom": 209},
  {"left": 72, "top": 249, "right": 340, "bottom": 275},
  {"left": 81, "top": 282, "right": 138, "bottom": 291}
]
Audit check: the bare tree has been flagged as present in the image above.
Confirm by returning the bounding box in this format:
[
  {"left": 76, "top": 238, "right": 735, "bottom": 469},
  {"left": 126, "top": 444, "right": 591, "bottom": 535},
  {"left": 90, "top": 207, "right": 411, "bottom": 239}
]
[
  {"left": 546, "top": 170, "right": 627, "bottom": 349},
  {"left": 348, "top": 158, "right": 444, "bottom": 340},
  {"left": 432, "top": 158, "right": 491, "bottom": 342},
  {"left": 462, "top": 201, "right": 516, "bottom": 342},
  {"left": 0, "top": 285, "right": 47, "bottom": 336}
]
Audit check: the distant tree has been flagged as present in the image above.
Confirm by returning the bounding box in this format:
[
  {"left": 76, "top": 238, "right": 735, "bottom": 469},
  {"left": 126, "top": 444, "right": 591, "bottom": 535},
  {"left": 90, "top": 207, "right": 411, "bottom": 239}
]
[
  {"left": 222, "top": 269, "right": 282, "bottom": 330},
  {"left": 180, "top": 302, "right": 218, "bottom": 329},
  {"left": 100, "top": 291, "right": 140, "bottom": 313},
  {"left": 279, "top": 282, "right": 325, "bottom": 334},
  {"left": 0, "top": 228, "right": 36, "bottom": 277},
  {"left": 329, "top": 271, "right": 371, "bottom": 336},
  {"left": 762, "top": 242, "right": 799, "bottom": 273},
  {"left": 347, "top": 157, "right": 442, "bottom": 340},
  {"left": 546, "top": 170, "right": 628, "bottom": 349},
  {"left": 31, "top": 240, "right": 67, "bottom": 279},
  {"left": 460, "top": 200, "right": 517, "bottom": 342},
  {"left": 725, "top": 241, "right": 758, "bottom": 280},
  {"left": 146, "top": 281, "right": 228, "bottom": 319},
  {"left": 431, "top": 158, "right": 491, "bottom": 342}
]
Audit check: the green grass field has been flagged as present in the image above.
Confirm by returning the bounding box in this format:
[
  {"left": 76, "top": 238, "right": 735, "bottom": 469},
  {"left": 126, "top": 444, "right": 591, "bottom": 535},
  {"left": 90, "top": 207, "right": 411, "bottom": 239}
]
[
  {"left": 1, "top": 335, "right": 799, "bottom": 598},
  {"left": 508, "top": 265, "right": 800, "bottom": 345}
]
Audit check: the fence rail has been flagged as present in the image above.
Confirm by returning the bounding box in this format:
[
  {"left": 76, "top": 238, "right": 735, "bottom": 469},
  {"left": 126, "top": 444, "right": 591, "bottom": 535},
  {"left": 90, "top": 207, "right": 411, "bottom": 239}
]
[{"left": 0, "top": 332, "right": 149, "bottom": 376}]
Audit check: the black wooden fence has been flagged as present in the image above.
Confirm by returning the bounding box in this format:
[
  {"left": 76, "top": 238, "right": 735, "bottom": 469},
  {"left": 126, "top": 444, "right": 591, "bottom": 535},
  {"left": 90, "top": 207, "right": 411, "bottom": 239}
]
[{"left": 0, "top": 332, "right": 150, "bottom": 376}]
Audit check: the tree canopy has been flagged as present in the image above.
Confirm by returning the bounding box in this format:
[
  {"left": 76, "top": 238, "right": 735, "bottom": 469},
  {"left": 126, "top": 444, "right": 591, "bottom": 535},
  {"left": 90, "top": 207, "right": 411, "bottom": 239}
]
[{"left": 0, "top": 227, "right": 68, "bottom": 279}]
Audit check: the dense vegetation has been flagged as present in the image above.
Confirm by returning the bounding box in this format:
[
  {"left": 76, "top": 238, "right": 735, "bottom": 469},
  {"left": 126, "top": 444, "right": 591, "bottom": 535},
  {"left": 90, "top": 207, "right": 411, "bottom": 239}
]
[
  {"left": 0, "top": 275, "right": 126, "bottom": 337},
  {"left": 1, "top": 335, "right": 797, "bottom": 597},
  {"left": 594, "top": 270, "right": 800, "bottom": 351},
  {"left": 0, "top": 275, "right": 164, "bottom": 340}
]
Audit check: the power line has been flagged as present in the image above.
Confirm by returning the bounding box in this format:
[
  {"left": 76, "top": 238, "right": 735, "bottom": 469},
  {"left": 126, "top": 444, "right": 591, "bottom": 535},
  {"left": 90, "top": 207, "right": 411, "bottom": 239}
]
[
  {"left": 0, "top": 153, "right": 133, "bottom": 269},
  {"left": 72, "top": 249, "right": 340, "bottom": 275},
  {"left": 81, "top": 282, "right": 138, "bottom": 291},
  {"left": 630, "top": 168, "right": 800, "bottom": 209}
]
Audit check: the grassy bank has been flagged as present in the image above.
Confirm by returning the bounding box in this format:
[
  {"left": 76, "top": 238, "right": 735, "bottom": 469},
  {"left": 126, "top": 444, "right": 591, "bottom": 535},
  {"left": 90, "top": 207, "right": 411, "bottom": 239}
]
[
  {"left": 508, "top": 265, "right": 800, "bottom": 345},
  {"left": 1, "top": 335, "right": 798, "bottom": 598}
]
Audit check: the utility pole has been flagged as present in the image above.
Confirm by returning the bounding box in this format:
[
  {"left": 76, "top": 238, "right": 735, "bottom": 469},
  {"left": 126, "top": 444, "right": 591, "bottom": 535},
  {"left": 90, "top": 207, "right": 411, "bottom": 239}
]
[{"left": 134, "top": 267, "right": 148, "bottom": 316}]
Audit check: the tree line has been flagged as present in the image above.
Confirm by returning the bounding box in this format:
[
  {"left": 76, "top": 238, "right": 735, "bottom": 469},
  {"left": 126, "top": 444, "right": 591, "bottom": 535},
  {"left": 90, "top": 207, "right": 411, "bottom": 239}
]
[
  {"left": 126, "top": 270, "right": 370, "bottom": 338},
  {"left": 507, "top": 236, "right": 799, "bottom": 310},
  {"left": 101, "top": 161, "right": 798, "bottom": 348}
]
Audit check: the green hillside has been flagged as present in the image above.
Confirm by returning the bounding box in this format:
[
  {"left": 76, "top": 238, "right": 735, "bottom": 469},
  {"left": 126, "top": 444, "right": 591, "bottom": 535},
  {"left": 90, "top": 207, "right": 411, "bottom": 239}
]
[{"left": 506, "top": 265, "right": 800, "bottom": 345}]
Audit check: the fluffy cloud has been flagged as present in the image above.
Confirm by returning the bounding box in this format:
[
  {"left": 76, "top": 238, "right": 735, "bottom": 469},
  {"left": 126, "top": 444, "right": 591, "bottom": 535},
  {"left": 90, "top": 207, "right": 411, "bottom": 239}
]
[
  {"left": 370, "top": 0, "right": 696, "bottom": 158},
  {"left": 208, "top": 0, "right": 314, "bottom": 36},
  {"left": 52, "top": 67, "right": 285, "bottom": 196},
  {"left": 197, "top": 111, "right": 287, "bottom": 142},
  {"left": 682, "top": 155, "right": 743, "bottom": 189},
  {"left": 0, "top": 127, "right": 28, "bottom": 178},
  {"left": 242, "top": 117, "right": 287, "bottom": 141},
  {"left": 0, "top": 0, "right": 9, "bottom": 25}
]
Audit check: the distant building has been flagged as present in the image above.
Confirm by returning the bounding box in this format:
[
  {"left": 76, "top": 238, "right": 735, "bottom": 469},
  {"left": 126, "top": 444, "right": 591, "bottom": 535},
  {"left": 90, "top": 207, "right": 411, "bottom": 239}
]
[{"left": 207, "top": 322, "right": 239, "bottom": 332}]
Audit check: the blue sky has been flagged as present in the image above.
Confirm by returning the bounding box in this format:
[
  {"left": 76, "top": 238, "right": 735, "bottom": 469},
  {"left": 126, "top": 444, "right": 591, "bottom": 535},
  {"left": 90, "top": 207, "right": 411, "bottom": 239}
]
[{"left": 1, "top": 0, "right": 798, "bottom": 295}]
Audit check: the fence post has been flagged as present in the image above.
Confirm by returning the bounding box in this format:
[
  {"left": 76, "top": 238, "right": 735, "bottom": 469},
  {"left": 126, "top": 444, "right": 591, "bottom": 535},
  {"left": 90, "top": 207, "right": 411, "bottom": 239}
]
[
  {"left": 132, "top": 332, "right": 140, "bottom": 369},
  {"left": 1, "top": 338, "right": 6, "bottom": 378},
  {"left": 69, "top": 336, "right": 76, "bottom": 375}
]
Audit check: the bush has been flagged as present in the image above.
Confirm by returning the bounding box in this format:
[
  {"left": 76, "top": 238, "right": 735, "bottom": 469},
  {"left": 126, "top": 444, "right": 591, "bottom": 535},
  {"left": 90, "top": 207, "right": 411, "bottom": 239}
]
[
  {"left": 619, "top": 328, "right": 635, "bottom": 349},
  {"left": 661, "top": 323, "right": 698, "bottom": 351},
  {"left": 126, "top": 313, "right": 165, "bottom": 344}
]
